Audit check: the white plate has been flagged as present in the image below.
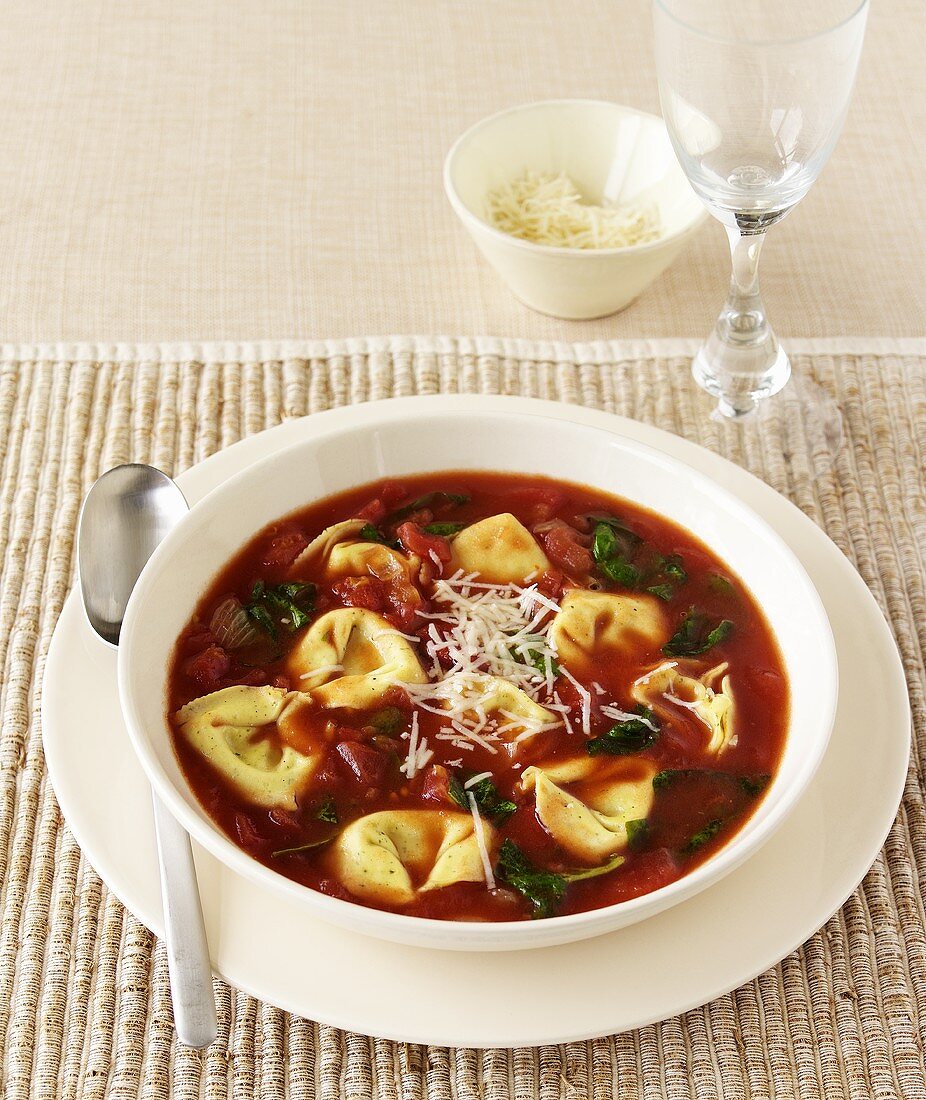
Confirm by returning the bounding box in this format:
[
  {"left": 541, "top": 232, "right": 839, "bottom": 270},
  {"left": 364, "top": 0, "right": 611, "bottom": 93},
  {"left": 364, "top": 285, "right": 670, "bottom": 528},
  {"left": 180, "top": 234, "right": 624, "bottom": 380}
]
[{"left": 42, "top": 396, "right": 910, "bottom": 1047}]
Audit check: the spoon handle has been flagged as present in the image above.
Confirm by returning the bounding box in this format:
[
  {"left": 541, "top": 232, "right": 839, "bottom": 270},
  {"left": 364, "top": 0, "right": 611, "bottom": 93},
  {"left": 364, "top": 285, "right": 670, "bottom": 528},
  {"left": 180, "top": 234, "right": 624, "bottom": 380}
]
[{"left": 152, "top": 794, "right": 218, "bottom": 1048}]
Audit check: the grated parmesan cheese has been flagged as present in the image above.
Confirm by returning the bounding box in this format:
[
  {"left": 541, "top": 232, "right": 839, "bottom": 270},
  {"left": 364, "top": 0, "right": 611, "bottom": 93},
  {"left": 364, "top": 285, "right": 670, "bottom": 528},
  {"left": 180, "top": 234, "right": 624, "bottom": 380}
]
[
  {"left": 299, "top": 664, "right": 343, "bottom": 680},
  {"left": 467, "top": 793, "right": 496, "bottom": 890},
  {"left": 486, "top": 171, "right": 662, "bottom": 251},
  {"left": 394, "top": 572, "right": 563, "bottom": 750},
  {"left": 601, "top": 704, "right": 658, "bottom": 732}
]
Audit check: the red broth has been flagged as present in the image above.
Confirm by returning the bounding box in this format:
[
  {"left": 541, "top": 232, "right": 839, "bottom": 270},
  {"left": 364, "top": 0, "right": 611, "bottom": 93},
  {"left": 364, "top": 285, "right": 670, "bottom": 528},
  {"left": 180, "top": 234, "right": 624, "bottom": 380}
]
[{"left": 167, "top": 472, "right": 788, "bottom": 921}]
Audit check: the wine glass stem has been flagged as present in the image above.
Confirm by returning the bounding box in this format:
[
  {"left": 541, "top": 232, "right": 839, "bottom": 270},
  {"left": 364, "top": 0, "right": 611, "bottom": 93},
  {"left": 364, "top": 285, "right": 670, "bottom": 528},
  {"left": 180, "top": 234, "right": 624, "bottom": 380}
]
[{"left": 692, "top": 223, "right": 791, "bottom": 419}]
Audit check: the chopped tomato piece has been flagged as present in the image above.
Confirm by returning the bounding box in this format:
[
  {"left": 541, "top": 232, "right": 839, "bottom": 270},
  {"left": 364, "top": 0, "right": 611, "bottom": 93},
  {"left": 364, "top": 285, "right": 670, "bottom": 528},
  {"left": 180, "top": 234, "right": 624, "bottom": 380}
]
[
  {"left": 539, "top": 521, "right": 594, "bottom": 574},
  {"left": 619, "top": 848, "right": 680, "bottom": 899},
  {"left": 337, "top": 741, "right": 389, "bottom": 787},
  {"left": 184, "top": 645, "right": 230, "bottom": 688},
  {"left": 263, "top": 529, "right": 309, "bottom": 568},
  {"left": 396, "top": 521, "right": 452, "bottom": 563},
  {"left": 506, "top": 485, "right": 565, "bottom": 525},
  {"left": 234, "top": 812, "right": 267, "bottom": 850},
  {"left": 379, "top": 480, "right": 409, "bottom": 507},
  {"left": 181, "top": 626, "right": 215, "bottom": 656},
  {"left": 318, "top": 878, "right": 353, "bottom": 901},
  {"left": 331, "top": 576, "right": 387, "bottom": 612},
  {"left": 420, "top": 765, "right": 452, "bottom": 805},
  {"left": 383, "top": 586, "right": 420, "bottom": 631},
  {"left": 400, "top": 508, "right": 434, "bottom": 527},
  {"left": 355, "top": 498, "right": 386, "bottom": 524},
  {"left": 536, "top": 569, "right": 565, "bottom": 601}
]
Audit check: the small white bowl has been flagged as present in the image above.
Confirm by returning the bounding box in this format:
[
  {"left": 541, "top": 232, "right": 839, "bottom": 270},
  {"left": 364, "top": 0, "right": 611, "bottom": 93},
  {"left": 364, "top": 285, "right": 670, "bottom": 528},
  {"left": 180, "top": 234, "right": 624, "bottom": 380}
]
[
  {"left": 118, "top": 398, "right": 836, "bottom": 953},
  {"left": 444, "top": 99, "right": 707, "bottom": 320}
]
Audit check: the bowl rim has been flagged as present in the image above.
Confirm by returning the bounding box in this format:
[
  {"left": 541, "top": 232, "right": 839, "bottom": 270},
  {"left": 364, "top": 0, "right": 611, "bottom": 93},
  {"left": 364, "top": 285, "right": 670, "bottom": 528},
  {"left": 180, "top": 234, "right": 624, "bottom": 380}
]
[
  {"left": 443, "top": 98, "right": 709, "bottom": 260},
  {"left": 117, "top": 401, "right": 837, "bottom": 947}
]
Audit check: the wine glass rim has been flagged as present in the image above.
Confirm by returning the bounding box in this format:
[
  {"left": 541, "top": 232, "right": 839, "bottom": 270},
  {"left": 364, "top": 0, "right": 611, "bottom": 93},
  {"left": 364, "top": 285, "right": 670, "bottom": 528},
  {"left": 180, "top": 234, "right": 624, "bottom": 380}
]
[{"left": 652, "top": 0, "right": 868, "bottom": 48}]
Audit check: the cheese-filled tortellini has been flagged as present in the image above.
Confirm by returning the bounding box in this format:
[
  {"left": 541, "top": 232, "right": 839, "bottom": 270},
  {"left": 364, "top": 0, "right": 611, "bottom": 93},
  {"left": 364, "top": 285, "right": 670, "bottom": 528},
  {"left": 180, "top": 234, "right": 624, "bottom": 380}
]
[
  {"left": 328, "top": 809, "right": 494, "bottom": 905},
  {"left": 292, "top": 519, "right": 366, "bottom": 571},
  {"left": 175, "top": 685, "right": 317, "bottom": 809},
  {"left": 549, "top": 590, "right": 666, "bottom": 671},
  {"left": 520, "top": 757, "right": 657, "bottom": 862},
  {"left": 327, "top": 540, "right": 419, "bottom": 583},
  {"left": 450, "top": 513, "right": 550, "bottom": 583},
  {"left": 457, "top": 675, "right": 557, "bottom": 741},
  {"left": 287, "top": 607, "right": 427, "bottom": 708},
  {"left": 633, "top": 661, "right": 735, "bottom": 755}
]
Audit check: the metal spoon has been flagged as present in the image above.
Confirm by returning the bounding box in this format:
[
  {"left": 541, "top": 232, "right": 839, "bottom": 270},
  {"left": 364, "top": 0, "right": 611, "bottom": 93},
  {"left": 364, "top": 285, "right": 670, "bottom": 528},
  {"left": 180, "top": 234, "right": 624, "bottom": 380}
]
[{"left": 77, "top": 463, "right": 217, "bottom": 1049}]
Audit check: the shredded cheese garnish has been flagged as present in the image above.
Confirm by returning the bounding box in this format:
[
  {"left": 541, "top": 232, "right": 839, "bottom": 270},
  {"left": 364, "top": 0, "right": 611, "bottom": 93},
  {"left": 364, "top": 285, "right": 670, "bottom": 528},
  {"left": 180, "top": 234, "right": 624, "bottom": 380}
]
[
  {"left": 298, "top": 664, "right": 343, "bottom": 680},
  {"left": 633, "top": 661, "right": 678, "bottom": 687},
  {"left": 394, "top": 572, "right": 563, "bottom": 750},
  {"left": 464, "top": 771, "right": 493, "bottom": 789},
  {"left": 486, "top": 171, "right": 662, "bottom": 251},
  {"left": 467, "top": 793, "right": 496, "bottom": 891},
  {"left": 400, "top": 713, "right": 433, "bottom": 778},
  {"left": 558, "top": 664, "right": 592, "bottom": 736},
  {"left": 601, "top": 704, "right": 658, "bottom": 732}
]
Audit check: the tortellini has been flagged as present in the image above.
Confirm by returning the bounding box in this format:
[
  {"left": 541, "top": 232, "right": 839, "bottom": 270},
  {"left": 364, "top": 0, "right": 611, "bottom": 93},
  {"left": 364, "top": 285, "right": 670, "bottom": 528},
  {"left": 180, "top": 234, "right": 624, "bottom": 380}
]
[
  {"left": 549, "top": 590, "right": 666, "bottom": 671},
  {"left": 328, "top": 809, "right": 494, "bottom": 905},
  {"left": 292, "top": 519, "right": 367, "bottom": 570},
  {"left": 175, "top": 685, "right": 317, "bottom": 809},
  {"left": 450, "top": 513, "right": 550, "bottom": 583},
  {"left": 327, "top": 540, "right": 419, "bottom": 583},
  {"left": 632, "top": 661, "right": 735, "bottom": 755},
  {"left": 459, "top": 675, "right": 557, "bottom": 740},
  {"left": 519, "top": 757, "right": 656, "bottom": 862},
  {"left": 287, "top": 607, "right": 427, "bottom": 708}
]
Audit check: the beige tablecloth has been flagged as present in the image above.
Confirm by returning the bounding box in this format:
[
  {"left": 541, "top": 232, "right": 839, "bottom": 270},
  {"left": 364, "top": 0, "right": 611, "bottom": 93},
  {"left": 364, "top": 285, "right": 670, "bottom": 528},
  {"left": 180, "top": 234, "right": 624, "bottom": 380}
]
[
  {"left": 0, "top": 1, "right": 923, "bottom": 344},
  {"left": 2, "top": 336, "right": 924, "bottom": 1099}
]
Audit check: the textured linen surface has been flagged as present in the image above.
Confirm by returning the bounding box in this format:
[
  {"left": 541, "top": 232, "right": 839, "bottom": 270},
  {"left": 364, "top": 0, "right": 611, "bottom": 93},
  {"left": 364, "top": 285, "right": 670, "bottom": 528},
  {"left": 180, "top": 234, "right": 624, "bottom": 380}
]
[
  {"left": 0, "top": 0, "right": 923, "bottom": 344},
  {"left": 1, "top": 336, "right": 924, "bottom": 1100}
]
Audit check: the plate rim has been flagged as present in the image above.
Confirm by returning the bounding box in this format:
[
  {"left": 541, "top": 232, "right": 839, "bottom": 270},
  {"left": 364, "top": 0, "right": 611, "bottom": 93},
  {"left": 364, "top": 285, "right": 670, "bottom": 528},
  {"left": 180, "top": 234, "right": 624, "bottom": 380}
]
[{"left": 42, "top": 394, "right": 911, "bottom": 1046}]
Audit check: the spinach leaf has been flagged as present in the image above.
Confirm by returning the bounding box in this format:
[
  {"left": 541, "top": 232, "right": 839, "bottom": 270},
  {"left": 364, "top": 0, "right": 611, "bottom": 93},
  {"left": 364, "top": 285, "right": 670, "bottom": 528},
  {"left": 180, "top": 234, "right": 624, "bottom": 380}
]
[
  {"left": 449, "top": 774, "right": 517, "bottom": 824},
  {"left": 645, "top": 582, "right": 675, "bottom": 602},
  {"left": 683, "top": 818, "right": 725, "bottom": 853},
  {"left": 368, "top": 706, "right": 405, "bottom": 734},
  {"left": 495, "top": 842, "right": 625, "bottom": 918},
  {"left": 511, "top": 645, "right": 559, "bottom": 679},
  {"left": 422, "top": 521, "right": 467, "bottom": 536},
  {"left": 359, "top": 522, "right": 393, "bottom": 545},
  {"left": 625, "top": 818, "right": 649, "bottom": 848},
  {"left": 271, "top": 835, "right": 334, "bottom": 858},
  {"left": 653, "top": 768, "right": 770, "bottom": 798},
  {"left": 593, "top": 525, "right": 642, "bottom": 594},
  {"left": 653, "top": 767, "right": 704, "bottom": 790},
  {"left": 246, "top": 580, "right": 316, "bottom": 638},
  {"left": 316, "top": 797, "right": 339, "bottom": 825},
  {"left": 562, "top": 853, "right": 625, "bottom": 882},
  {"left": 645, "top": 554, "right": 688, "bottom": 601},
  {"left": 707, "top": 573, "right": 737, "bottom": 599},
  {"left": 585, "top": 706, "right": 659, "bottom": 756},
  {"left": 600, "top": 556, "right": 641, "bottom": 587},
  {"left": 387, "top": 491, "right": 470, "bottom": 524},
  {"left": 495, "top": 840, "right": 568, "bottom": 919},
  {"left": 662, "top": 609, "right": 733, "bottom": 657},
  {"left": 739, "top": 774, "right": 771, "bottom": 796}
]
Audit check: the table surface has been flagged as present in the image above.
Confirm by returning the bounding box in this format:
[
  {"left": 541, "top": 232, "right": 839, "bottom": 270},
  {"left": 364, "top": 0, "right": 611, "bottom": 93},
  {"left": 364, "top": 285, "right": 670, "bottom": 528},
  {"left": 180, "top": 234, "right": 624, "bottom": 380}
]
[
  {"left": 2, "top": 339, "right": 923, "bottom": 1100},
  {"left": 0, "top": 0, "right": 923, "bottom": 344}
]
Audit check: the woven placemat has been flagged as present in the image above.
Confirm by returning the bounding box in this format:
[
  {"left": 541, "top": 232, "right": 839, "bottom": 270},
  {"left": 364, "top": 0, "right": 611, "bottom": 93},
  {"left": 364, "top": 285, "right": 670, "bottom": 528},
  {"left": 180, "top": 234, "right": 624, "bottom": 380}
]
[{"left": 1, "top": 337, "right": 924, "bottom": 1099}]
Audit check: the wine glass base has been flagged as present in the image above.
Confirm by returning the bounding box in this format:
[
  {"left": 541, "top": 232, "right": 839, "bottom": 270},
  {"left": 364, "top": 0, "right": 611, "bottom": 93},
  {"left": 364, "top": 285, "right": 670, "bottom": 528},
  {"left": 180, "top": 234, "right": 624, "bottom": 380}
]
[{"left": 692, "top": 344, "right": 791, "bottom": 420}]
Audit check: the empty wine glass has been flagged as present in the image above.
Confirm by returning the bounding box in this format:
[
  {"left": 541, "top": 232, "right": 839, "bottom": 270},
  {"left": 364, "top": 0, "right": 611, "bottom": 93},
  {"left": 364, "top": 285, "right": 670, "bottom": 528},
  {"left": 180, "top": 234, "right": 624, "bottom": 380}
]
[{"left": 652, "top": 0, "right": 868, "bottom": 424}]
